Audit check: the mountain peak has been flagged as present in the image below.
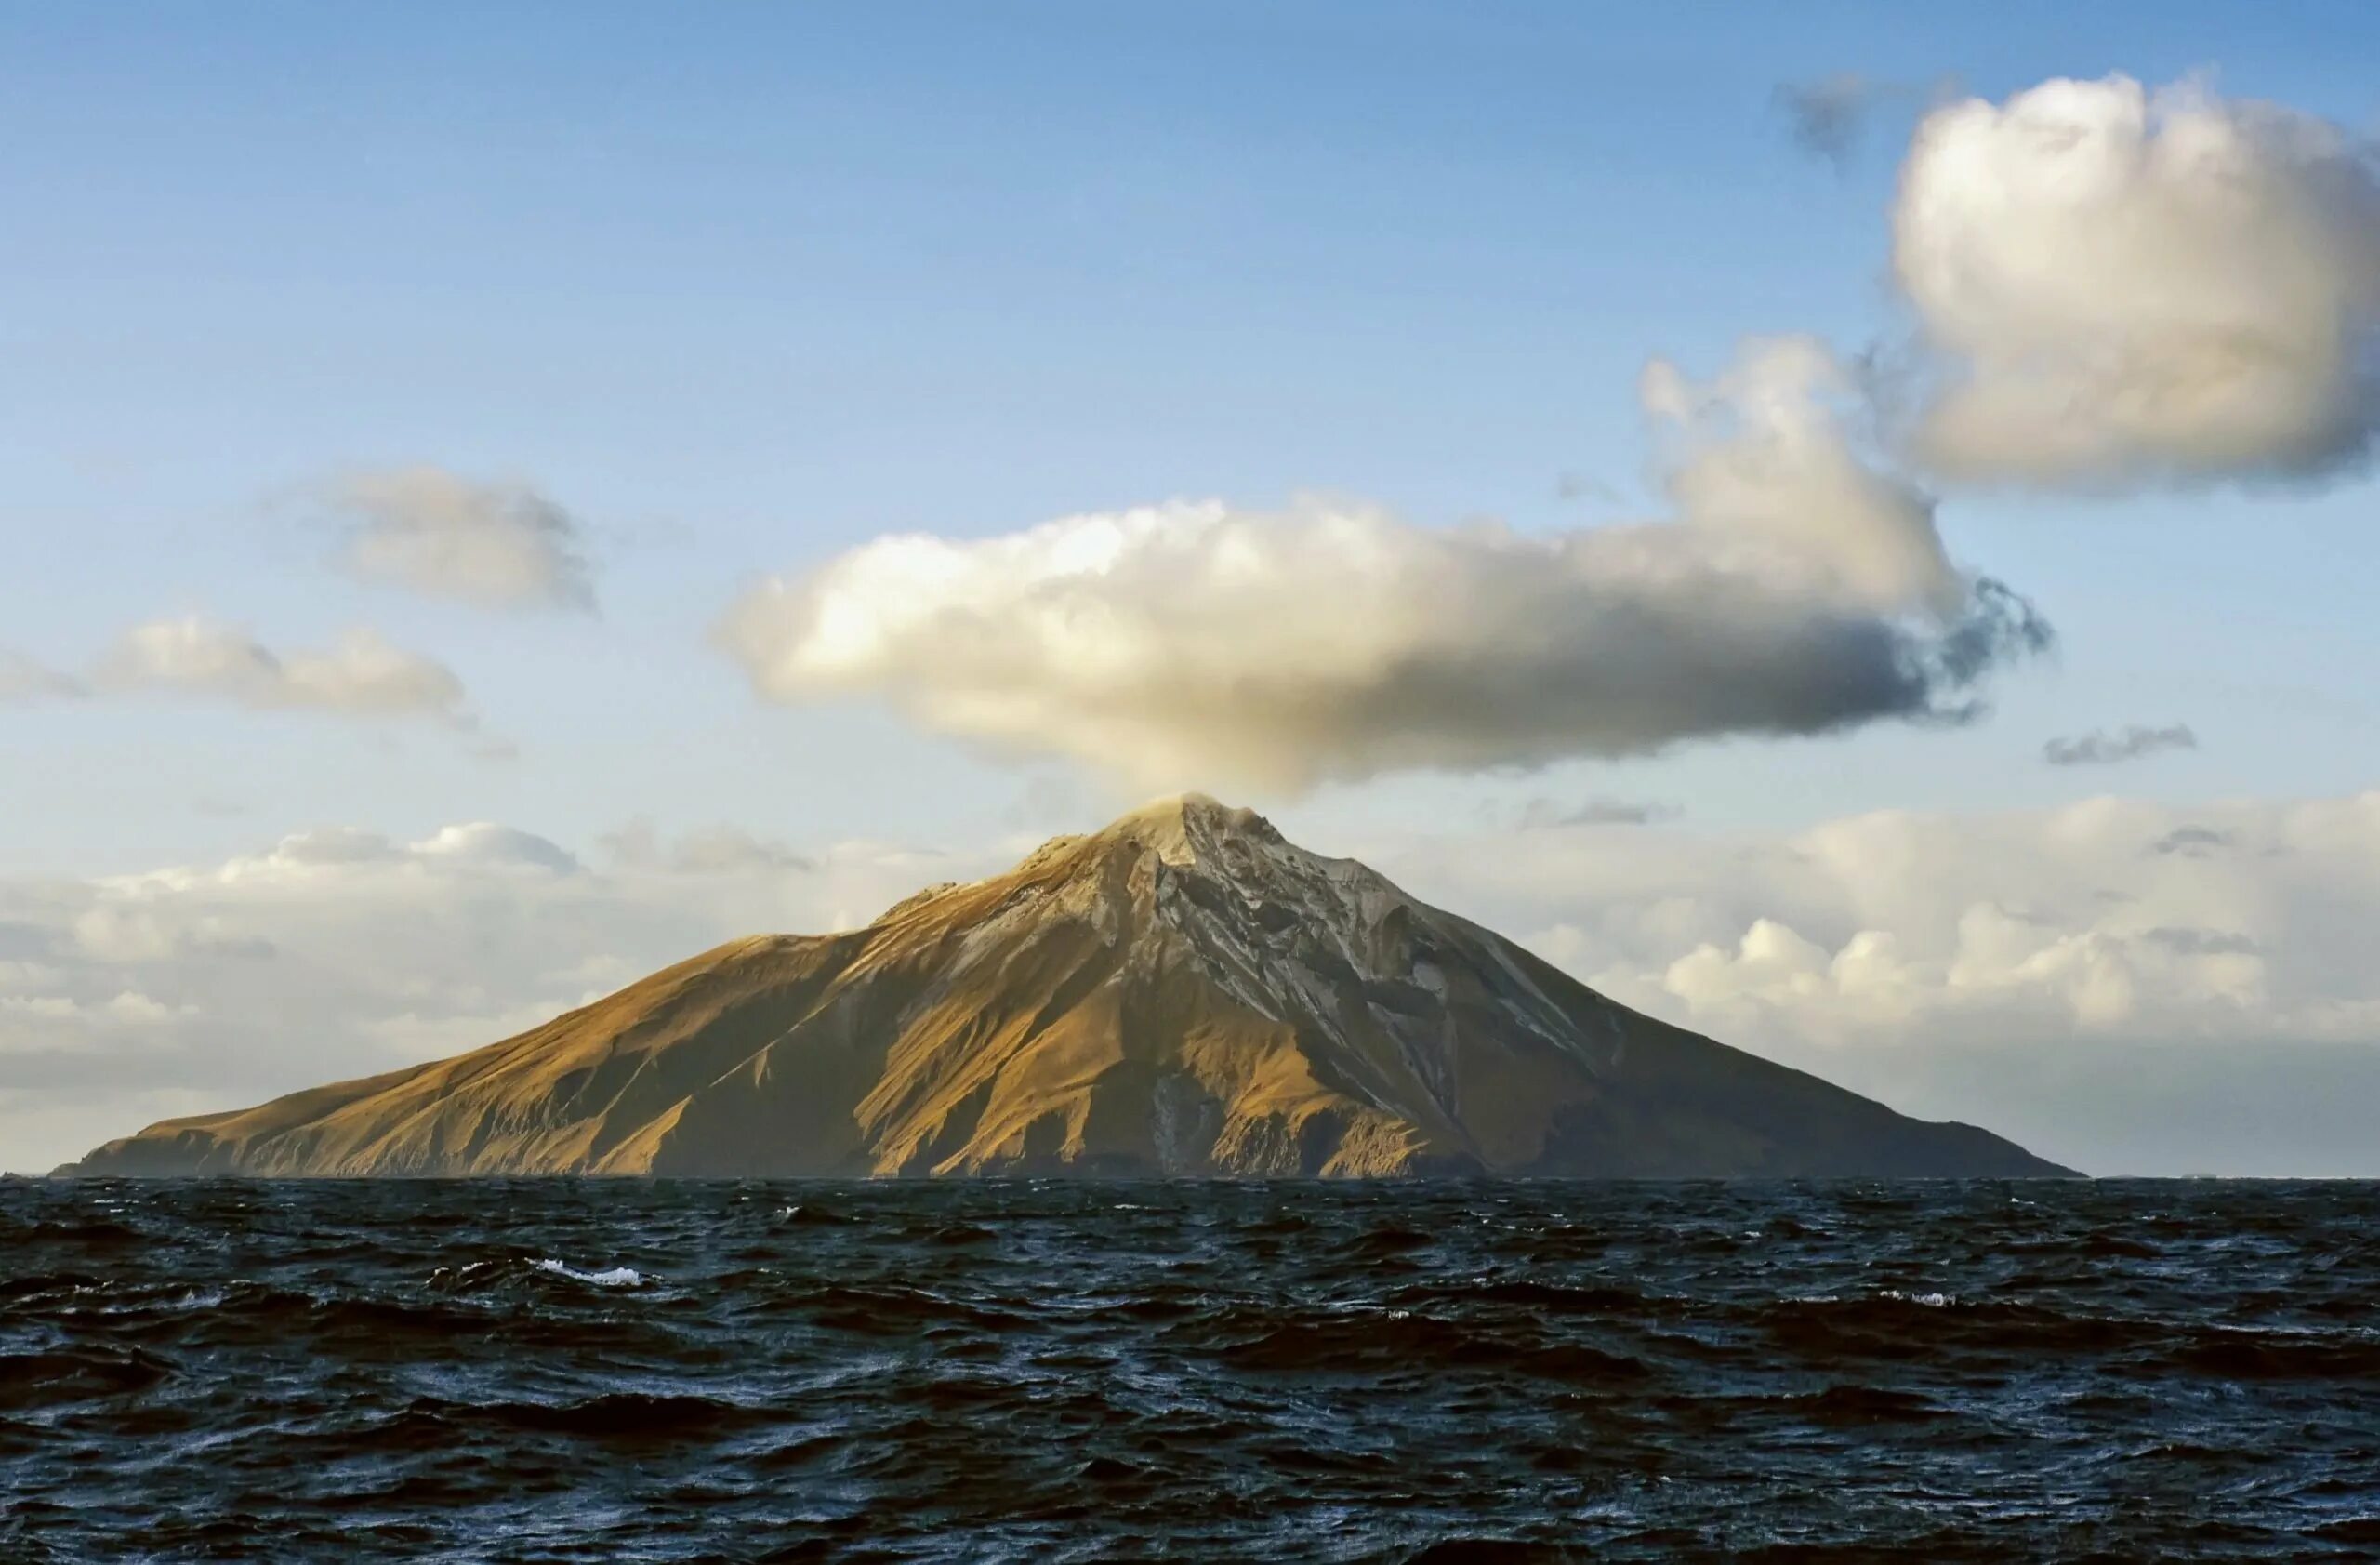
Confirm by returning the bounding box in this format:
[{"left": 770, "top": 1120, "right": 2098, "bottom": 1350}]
[
  {"left": 1093, "top": 791, "right": 1284, "bottom": 865},
  {"left": 61, "top": 789, "right": 2076, "bottom": 1181}
]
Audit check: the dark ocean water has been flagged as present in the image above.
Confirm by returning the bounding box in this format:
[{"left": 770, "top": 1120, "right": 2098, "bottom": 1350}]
[{"left": 4, "top": 1179, "right": 2378, "bottom": 1562}]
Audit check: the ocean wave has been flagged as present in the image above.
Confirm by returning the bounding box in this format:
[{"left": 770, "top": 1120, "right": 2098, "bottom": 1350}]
[
  {"left": 5, "top": 1176, "right": 2375, "bottom": 1558},
  {"left": 530, "top": 1258, "right": 647, "bottom": 1289}
]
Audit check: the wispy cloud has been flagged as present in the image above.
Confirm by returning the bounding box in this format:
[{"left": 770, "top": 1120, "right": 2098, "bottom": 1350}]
[
  {"left": 2043, "top": 723, "right": 2197, "bottom": 767},
  {"left": 2144, "top": 926, "right": 2260, "bottom": 957},
  {"left": 1518, "top": 797, "right": 1680, "bottom": 829},
  {"left": 2149, "top": 826, "right": 2234, "bottom": 859}
]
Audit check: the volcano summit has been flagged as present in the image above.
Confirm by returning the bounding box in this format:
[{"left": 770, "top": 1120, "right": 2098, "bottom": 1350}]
[{"left": 63, "top": 795, "right": 2072, "bottom": 1178}]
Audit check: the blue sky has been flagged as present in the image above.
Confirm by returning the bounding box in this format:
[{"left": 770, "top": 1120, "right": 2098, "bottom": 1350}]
[{"left": 4, "top": 3, "right": 2379, "bottom": 1172}]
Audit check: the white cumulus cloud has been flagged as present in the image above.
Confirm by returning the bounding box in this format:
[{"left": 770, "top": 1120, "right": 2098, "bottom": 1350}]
[
  {"left": 721, "top": 340, "right": 2045, "bottom": 792},
  {"left": 1642, "top": 335, "right": 1962, "bottom": 615},
  {"left": 1894, "top": 73, "right": 2380, "bottom": 487},
  {"left": 93, "top": 616, "right": 473, "bottom": 723},
  {"left": 1376, "top": 789, "right": 2380, "bottom": 1055}
]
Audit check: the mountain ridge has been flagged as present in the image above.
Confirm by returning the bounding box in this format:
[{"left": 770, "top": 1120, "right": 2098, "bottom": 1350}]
[{"left": 60, "top": 794, "right": 2078, "bottom": 1178}]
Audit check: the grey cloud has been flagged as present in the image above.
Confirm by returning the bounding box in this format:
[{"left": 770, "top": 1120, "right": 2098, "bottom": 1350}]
[
  {"left": 1554, "top": 471, "right": 1622, "bottom": 504},
  {"left": 1519, "top": 797, "right": 1680, "bottom": 829},
  {"left": 2143, "top": 926, "right": 2261, "bottom": 957},
  {"left": 1922, "top": 577, "right": 2055, "bottom": 696},
  {"left": 1775, "top": 73, "right": 1883, "bottom": 168},
  {"left": 2149, "top": 826, "right": 2233, "bottom": 859},
  {"left": 0, "top": 922, "right": 59, "bottom": 962},
  {"left": 322, "top": 466, "right": 596, "bottom": 612},
  {"left": 2044, "top": 723, "right": 2197, "bottom": 767}
]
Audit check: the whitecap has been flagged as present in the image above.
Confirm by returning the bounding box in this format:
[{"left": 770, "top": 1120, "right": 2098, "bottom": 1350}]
[{"left": 533, "top": 1258, "right": 646, "bottom": 1289}]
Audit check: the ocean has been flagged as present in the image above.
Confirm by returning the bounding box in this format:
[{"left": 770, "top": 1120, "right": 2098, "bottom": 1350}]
[{"left": 5, "top": 1177, "right": 2376, "bottom": 1560}]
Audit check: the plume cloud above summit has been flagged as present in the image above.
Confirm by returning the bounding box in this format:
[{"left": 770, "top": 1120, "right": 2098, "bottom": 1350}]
[
  {"left": 1893, "top": 74, "right": 2380, "bottom": 488},
  {"left": 722, "top": 339, "right": 2046, "bottom": 791}
]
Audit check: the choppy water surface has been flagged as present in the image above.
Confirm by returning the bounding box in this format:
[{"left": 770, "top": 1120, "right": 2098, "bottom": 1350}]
[{"left": 5, "top": 1178, "right": 2378, "bottom": 1560}]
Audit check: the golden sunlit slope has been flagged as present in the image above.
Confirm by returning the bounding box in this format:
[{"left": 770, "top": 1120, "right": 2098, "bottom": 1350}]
[{"left": 63, "top": 796, "right": 2075, "bottom": 1178}]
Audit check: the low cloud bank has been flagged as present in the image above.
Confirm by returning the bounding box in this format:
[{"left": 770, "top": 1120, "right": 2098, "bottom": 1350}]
[
  {"left": 1377, "top": 790, "right": 2380, "bottom": 1065},
  {"left": 0, "top": 821, "right": 960, "bottom": 1172}
]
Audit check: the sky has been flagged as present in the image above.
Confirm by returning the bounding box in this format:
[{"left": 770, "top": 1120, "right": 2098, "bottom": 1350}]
[{"left": 6, "top": 1, "right": 2380, "bottom": 1174}]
